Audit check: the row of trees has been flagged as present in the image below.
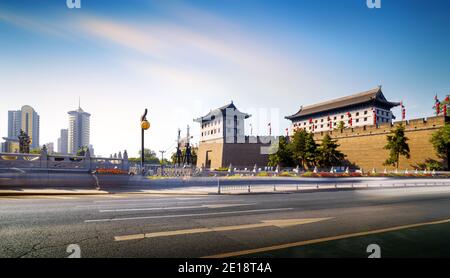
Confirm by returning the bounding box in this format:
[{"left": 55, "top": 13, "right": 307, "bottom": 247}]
[
  {"left": 268, "top": 129, "right": 345, "bottom": 169},
  {"left": 128, "top": 148, "right": 198, "bottom": 165}
]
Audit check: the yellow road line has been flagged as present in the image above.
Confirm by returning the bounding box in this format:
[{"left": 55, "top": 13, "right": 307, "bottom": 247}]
[
  {"left": 203, "top": 218, "right": 450, "bottom": 258},
  {"left": 29, "top": 196, "right": 77, "bottom": 200},
  {"left": 115, "top": 218, "right": 332, "bottom": 241}
]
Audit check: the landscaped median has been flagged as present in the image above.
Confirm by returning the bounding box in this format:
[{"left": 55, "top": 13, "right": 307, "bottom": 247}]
[
  {"left": 92, "top": 168, "right": 131, "bottom": 187},
  {"left": 218, "top": 171, "right": 446, "bottom": 179}
]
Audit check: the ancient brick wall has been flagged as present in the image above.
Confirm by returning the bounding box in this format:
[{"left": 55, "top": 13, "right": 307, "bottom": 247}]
[
  {"left": 222, "top": 143, "right": 269, "bottom": 169},
  {"left": 196, "top": 138, "right": 271, "bottom": 169},
  {"left": 313, "top": 116, "right": 446, "bottom": 170},
  {"left": 196, "top": 142, "right": 224, "bottom": 169}
]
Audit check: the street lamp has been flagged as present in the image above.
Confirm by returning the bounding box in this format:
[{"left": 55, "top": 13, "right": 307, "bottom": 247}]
[{"left": 140, "top": 109, "right": 150, "bottom": 175}]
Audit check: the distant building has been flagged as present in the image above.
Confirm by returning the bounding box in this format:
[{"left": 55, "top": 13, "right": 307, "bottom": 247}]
[
  {"left": 6, "top": 105, "right": 40, "bottom": 149},
  {"left": 285, "top": 87, "right": 400, "bottom": 134},
  {"left": 45, "top": 142, "right": 55, "bottom": 154},
  {"left": 68, "top": 106, "right": 91, "bottom": 154},
  {"left": 7, "top": 110, "right": 21, "bottom": 139},
  {"left": 57, "top": 129, "right": 68, "bottom": 154},
  {"left": 194, "top": 102, "right": 271, "bottom": 169},
  {"left": 194, "top": 102, "right": 250, "bottom": 144},
  {"left": 1, "top": 138, "right": 19, "bottom": 153}
]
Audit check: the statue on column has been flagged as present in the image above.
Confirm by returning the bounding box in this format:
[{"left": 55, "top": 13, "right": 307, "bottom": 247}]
[{"left": 18, "top": 130, "right": 31, "bottom": 154}]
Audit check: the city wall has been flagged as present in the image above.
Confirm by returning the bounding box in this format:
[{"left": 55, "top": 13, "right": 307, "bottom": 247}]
[
  {"left": 197, "top": 136, "right": 273, "bottom": 169},
  {"left": 313, "top": 116, "right": 446, "bottom": 170},
  {"left": 197, "top": 116, "right": 446, "bottom": 171}
]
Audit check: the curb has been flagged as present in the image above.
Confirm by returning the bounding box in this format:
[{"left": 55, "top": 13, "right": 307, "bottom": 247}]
[
  {"left": 0, "top": 191, "right": 110, "bottom": 196},
  {"left": 0, "top": 190, "right": 214, "bottom": 196}
]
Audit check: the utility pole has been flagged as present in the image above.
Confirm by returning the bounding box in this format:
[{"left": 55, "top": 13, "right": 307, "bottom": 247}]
[
  {"left": 183, "top": 125, "right": 192, "bottom": 166},
  {"left": 176, "top": 128, "right": 182, "bottom": 166},
  {"left": 159, "top": 150, "right": 166, "bottom": 176},
  {"left": 140, "top": 109, "right": 150, "bottom": 175}
]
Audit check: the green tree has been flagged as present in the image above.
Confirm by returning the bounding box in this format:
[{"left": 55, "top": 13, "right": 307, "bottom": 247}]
[
  {"left": 128, "top": 148, "right": 160, "bottom": 164},
  {"left": 76, "top": 146, "right": 89, "bottom": 156},
  {"left": 268, "top": 136, "right": 294, "bottom": 167},
  {"left": 317, "top": 134, "right": 345, "bottom": 167},
  {"left": 336, "top": 121, "right": 345, "bottom": 131},
  {"left": 290, "top": 129, "right": 317, "bottom": 169},
  {"left": 430, "top": 123, "right": 450, "bottom": 170},
  {"left": 383, "top": 125, "right": 410, "bottom": 169},
  {"left": 29, "top": 148, "right": 41, "bottom": 154},
  {"left": 170, "top": 147, "right": 198, "bottom": 166}
]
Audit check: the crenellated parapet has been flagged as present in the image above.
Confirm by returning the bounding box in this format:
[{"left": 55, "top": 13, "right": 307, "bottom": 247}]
[{"left": 312, "top": 116, "right": 447, "bottom": 141}]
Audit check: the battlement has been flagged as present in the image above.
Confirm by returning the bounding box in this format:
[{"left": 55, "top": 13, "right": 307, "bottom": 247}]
[
  {"left": 313, "top": 116, "right": 447, "bottom": 140},
  {"left": 202, "top": 135, "right": 277, "bottom": 145}
]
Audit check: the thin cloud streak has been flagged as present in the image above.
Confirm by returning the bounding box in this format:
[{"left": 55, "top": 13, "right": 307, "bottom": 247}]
[{"left": 75, "top": 14, "right": 316, "bottom": 96}]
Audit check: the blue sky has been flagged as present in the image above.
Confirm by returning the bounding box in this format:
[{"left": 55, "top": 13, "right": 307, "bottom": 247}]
[{"left": 0, "top": 0, "right": 449, "bottom": 157}]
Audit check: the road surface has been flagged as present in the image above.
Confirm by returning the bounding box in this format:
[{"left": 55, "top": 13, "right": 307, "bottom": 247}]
[{"left": 2, "top": 185, "right": 450, "bottom": 258}]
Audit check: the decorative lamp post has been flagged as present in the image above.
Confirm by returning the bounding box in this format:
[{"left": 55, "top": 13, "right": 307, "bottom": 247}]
[{"left": 140, "top": 109, "right": 150, "bottom": 175}]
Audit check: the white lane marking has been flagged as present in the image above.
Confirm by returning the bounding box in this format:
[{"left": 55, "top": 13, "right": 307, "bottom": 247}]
[
  {"left": 77, "top": 199, "right": 246, "bottom": 209},
  {"left": 114, "top": 218, "right": 332, "bottom": 241},
  {"left": 95, "top": 195, "right": 125, "bottom": 198},
  {"left": 93, "top": 197, "right": 211, "bottom": 203},
  {"left": 0, "top": 196, "right": 77, "bottom": 200},
  {"left": 85, "top": 208, "right": 293, "bottom": 223},
  {"left": 99, "top": 203, "right": 256, "bottom": 212},
  {"left": 45, "top": 196, "right": 78, "bottom": 200}
]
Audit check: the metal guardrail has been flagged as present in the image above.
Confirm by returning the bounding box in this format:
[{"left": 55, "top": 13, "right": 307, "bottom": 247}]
[
  {"left": 217, "top": 182, "right": 450, "bottom": 194},
  {"left": 0, "top": 151, "right": 129, "bottom": 171}
]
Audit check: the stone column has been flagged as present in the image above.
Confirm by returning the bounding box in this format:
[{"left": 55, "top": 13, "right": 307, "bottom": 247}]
[
  {"left": 85, "top": 148, "right": 92, "bottom": 171},
  {"left": 40, "top": 145, "right": 48, "bottom": 168},
  {"left": 122, "top": 150, "right": 129, "bottom": 171}
]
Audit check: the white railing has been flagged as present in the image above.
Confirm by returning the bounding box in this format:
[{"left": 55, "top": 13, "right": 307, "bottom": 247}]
[
  {"left": 217, "top": 181, "right": 450, "bottom": 194},
  {"left": 0, "top": 150, "right": 129, "bottom": 171}
]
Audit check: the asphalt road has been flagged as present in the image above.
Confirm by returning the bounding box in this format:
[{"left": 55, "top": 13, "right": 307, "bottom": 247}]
[{"left": 2, "top": 185, "right": 450, "bottom": 258}]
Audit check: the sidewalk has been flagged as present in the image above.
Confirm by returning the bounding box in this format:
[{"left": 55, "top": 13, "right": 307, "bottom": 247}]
[{"left": 0, "top": 186, "right": 218, "bottom": 196}]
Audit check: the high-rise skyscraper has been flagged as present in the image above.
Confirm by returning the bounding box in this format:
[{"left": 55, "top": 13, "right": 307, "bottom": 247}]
[
  {"left": 6, "top": 105, "right": 40, "bottom": 150},
  {"left": 68, "top": 106, "right": 91, "bottom": 154},
  {"left": 45, "top": 142, "right": 54, "bottom": 154},
  {"left": 7, "top": 110, "right": 21, "bottom": 139},
  {"left": 57, "top": 129, "right": 68, "bottom": 154}
]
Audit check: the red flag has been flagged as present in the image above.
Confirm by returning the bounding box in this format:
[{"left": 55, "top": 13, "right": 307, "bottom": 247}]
[
  {"left": 373, "top": 108, "right": 377, "bottom": 125},
  {"left": 401, "top": 102, "right": 406, "bottom": 120},
  {"left": 444, "top": 105, "right": 447, "bottom": 117},
  {"left": 435, "top": 95, "right": 441, "bottom": 115}
]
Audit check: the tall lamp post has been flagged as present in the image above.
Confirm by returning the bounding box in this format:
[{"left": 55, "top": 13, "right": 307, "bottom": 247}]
[{"left": 140, "top": 109, "right": 150, "bottom": 175}]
